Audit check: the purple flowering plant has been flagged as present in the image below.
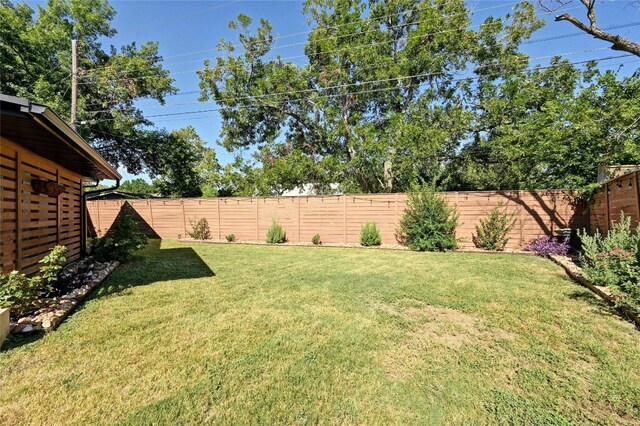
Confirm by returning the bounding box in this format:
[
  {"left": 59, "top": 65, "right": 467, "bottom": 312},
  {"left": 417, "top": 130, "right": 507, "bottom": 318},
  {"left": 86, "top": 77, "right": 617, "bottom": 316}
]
[{"left": 523, "top": 236, "right": 570, "bottom": 256}]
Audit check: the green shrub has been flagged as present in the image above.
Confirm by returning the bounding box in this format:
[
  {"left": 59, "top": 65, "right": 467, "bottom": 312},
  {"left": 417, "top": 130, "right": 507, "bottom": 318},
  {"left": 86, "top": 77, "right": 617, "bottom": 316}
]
[
  {"left": 92, "top": 211, "right": 148, "bottom": 262},
  {"left": 226, "top": 234, "right": 236, "bottom": 242},
  {"left": 399, "top": 185, "right": 459, "bottom": 251},
  {"left": 472, "top": 203, "right": 517, "bottom": 251},
  {"left": 266, "top": 220, "right": 287, "bottom": 244},
  {"left": 579, "top": 213, "right": 639, "bottom": 311},
  {"left": 312, "top": 234, "right": 321, "bottom": 245},
  {"left": 188, "top": 218, "right": 211, "bottom": 240},
  {"left": 0, "top": 245, "right": 67, "bottom": 316},
  {"left": 360, "top": 222, "right": 382, "bottom": 246}
]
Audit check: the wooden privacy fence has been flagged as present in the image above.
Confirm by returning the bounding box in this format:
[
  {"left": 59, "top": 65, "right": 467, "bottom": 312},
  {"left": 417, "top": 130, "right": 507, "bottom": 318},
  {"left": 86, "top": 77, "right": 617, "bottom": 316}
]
[
  {"left": 589, "top": 170, "right": 640, "bottom": 233},
  {"left": 87, "top": 190, "right": 585, "bottom": 249}
]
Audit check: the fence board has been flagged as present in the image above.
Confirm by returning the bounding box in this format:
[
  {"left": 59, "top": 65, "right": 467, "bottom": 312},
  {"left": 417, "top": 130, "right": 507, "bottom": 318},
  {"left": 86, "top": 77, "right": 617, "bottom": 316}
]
[
  {"left": 88, "top": 190, "right": 585, "bottom": 248},
  {"left": 589, "top": 171, "right": 640, "bottom": 233}
]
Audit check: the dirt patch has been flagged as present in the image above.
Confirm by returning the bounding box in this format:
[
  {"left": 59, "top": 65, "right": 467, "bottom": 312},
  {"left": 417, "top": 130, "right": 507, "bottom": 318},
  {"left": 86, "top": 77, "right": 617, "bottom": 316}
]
[{"left": 376, "top": 302, "right": 514, "bottom": 380}]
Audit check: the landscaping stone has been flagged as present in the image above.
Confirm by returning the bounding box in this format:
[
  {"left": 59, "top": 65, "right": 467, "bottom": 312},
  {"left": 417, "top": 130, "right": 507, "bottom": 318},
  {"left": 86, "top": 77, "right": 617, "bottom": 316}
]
[
  {"left": 9, "top": 260, "right": 119, "bottom": 334},
  {"left": 0, "top": 308, "right": 9, "bottom": 348},
  {"left": 550, "top": 254, "right": 640, "bottom": 328}
]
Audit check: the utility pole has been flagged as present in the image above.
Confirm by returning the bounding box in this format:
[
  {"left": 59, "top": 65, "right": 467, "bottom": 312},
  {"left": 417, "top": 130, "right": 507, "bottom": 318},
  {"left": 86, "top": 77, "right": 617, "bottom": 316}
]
[{"left": 70, "top": 39, "right": 78, "bottom": 130}]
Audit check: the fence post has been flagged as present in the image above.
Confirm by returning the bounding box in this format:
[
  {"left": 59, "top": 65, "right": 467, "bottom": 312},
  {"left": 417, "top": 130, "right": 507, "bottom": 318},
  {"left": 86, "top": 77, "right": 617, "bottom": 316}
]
[
  {"left": 217, "top": 198, "right": 221, "bottom": 240},
  {"left": 95, "top": 201, "right": 101, "bottom": 236},
  {"left": 255, "top": 198, "right": 259, "bottom": 240},
  {"left": 395, "top": 193, "right": 399, "bottom": 225},
  {"left": 604, "top": 181, "right": 610, "bottom": 233},
  {"left": 517, "top": 192, "right": 524, "bottom": 248},
  {"left": 343, "top": 195, "right": 347, "bottom": 243},
  {"left": 297, "top": 197, "right": 301, "bottom": 242},
  {"left": 181, "top": 200, "right": 187, "bottom": 238},
  {"left": 148, "top": 200, "right": 154, "bottom": 228}
]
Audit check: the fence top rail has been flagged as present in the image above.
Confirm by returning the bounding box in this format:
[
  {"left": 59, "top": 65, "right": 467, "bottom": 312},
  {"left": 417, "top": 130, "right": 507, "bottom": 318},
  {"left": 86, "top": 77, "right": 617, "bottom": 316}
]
[
  {"left": 87, "top": 189, "right": 582, "bottom": 203},
  {"left": 602, "top": 169, "right": 639, "bottom": 184}
]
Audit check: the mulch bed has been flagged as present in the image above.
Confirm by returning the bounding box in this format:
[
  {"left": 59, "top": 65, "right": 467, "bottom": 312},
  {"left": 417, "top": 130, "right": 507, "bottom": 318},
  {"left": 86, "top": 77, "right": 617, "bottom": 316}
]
[{"left": 11, "top": 259, "right": 119, "bottom": 334}]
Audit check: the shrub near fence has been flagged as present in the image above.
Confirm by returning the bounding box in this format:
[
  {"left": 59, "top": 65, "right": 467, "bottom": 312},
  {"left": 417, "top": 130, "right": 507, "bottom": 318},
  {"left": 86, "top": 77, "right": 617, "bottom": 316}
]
[{"left": 87, "top": 191, "right": 585, "bottom": 249}]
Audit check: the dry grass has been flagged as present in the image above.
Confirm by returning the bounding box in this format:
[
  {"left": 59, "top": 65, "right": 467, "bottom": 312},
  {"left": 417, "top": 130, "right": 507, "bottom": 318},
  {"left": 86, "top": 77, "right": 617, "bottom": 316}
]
[{"left": 1, "top": 240, "right": 639, "bottom": 425}]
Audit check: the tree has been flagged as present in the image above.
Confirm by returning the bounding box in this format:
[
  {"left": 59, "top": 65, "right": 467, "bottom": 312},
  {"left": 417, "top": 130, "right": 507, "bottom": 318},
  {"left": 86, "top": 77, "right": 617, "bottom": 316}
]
[
  {"left": 443, "top": 61, "right": 640, "bottom": 190},
  {"left": 541, "top": 0, "right": 640, "bottom": 57},
  {"left": 0, "top": 0, "right": 177, "bottom": 175},
  {"left": 119, "top": 178, "right": 158, "bottom": 194},
  {"left": 199, "top": 1, "right": 488, "bottom": 194},
  {"left": 151, "top": 126, "right": 214, "bottom": 198}
]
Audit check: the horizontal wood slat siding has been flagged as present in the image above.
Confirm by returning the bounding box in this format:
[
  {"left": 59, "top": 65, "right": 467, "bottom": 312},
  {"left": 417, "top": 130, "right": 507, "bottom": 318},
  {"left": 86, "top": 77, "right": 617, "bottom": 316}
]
[
  {"left": 589, "top": 170, "right": 640, "bottom": 234},
  {"left": 87, "top": 190, "right": 585, "bottom": 248},
  {"left": 1, "top": 137, "right": 83, "bottom": 274}
]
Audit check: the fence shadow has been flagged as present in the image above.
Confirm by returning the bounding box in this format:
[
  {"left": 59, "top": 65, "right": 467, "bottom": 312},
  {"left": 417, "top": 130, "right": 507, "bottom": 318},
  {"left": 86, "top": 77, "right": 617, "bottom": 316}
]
[
  {"left": 92, "top": 240, "right": 215, "bottom": 298},
  {"left": 497, "top": 191, "right": 585, "bottom": 243},
  {"left": 1, "top": 240, "right": 214, "bottom": 353}
]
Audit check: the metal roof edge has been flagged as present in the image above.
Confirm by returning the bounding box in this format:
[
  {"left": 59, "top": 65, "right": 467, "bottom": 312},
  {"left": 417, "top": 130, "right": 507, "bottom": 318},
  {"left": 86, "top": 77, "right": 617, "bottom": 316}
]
[{"left": 1, "top": 93, "right": 121, "bottom": 180}]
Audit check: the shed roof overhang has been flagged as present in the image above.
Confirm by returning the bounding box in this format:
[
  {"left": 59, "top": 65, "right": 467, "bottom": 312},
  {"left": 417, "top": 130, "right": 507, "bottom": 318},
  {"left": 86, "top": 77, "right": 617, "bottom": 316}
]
[{"left": 0, "top": 94, "right": 121, "bottom": 181}]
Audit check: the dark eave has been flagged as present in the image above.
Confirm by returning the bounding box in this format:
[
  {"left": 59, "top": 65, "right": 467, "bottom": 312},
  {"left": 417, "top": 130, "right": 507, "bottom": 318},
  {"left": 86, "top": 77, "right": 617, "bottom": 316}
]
[{"left": 0, "top": 94, "right": 121, "bottom": 181}]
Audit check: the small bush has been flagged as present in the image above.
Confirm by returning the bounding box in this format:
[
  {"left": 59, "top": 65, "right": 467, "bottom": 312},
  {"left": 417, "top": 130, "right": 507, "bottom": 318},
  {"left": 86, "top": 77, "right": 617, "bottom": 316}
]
[
  {"left": 92, "top": 211, "right": 148, "bottom": 262},
  {"left": 226, "top": 234, "right": 236, "bottom": 242},
  {"left": 473, "top": 203, "right": 517, "bottom": 251},
  {"left": 578, "top": 213, "right": 639, "bottom": 311},
  {"left": 188, "top": 218, "right": 211, "bottom": 240},
  {"left": 360, "top": 222, "right": 382, "bottom": 246},
  {"left": 523, "top": 236, "right": 569, "bottom": 256},
  {"left": 312, "top": 234, "right": 321, "bottom": 245},
  {"left": 266, "top": 220, "right": 286, "bottom": 244},
  {"left": 399, "top": 185, "right": 459, "bottom": 251},
  {"left": 0, "top": 245, "right": 67, "bottom": 316}
]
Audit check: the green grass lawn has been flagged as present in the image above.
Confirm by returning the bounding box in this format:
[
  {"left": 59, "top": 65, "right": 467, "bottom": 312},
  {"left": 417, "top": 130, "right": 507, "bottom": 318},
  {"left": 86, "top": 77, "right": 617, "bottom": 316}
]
[{"left": 1, "top": 241, "right": 639, "bottom": 425}]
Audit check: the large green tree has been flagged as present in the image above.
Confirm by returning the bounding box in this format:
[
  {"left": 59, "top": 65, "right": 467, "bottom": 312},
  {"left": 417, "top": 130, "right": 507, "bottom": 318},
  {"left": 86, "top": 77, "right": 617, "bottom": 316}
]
[
  {"left": 445, "top": 60, "right": 640, "bottom": 190},
  {"left": 150, "top": 126, "right": 218, "bottom": 198},
  {"left": 198, "top": 1, "right": 546, "bottom": 194},
  {"left": 200, "top": 0, "right": 638, "bottom": 194},
  {"left": 119, "top": 178, "right": 158, "bottom": 194},
  {"left": 0, "top": 0, "right": 185, "bottom": 176}
]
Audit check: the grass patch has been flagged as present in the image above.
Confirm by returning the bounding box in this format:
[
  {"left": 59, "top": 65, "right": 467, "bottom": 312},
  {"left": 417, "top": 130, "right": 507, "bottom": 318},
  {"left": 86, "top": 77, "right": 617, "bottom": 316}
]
[{"left": 1, "top": 241, "right": 639, "bottom": 424}]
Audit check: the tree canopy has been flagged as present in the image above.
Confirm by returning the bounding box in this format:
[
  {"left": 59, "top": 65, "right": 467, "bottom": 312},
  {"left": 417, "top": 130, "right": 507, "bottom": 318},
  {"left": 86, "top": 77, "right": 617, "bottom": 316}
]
[
  {"left": 198, "top": 0, "right": 639, "bottom": 195},
  {"left": 0, "top": 0, "right": 217, "bottom": 197}
]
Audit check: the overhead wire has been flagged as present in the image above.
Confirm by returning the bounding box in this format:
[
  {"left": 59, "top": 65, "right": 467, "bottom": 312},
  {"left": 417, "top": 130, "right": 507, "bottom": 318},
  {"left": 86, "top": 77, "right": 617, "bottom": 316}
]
[
  {"left": 77, "top": 4, "right": 591, "bottom": 88},
  {"left": 82, "top": 53, "right": 637, "bottom": 122},
  {"left": 81, "top": 0, "right": 521, "bottom": 76},
  {"left": 83, "top": 46, "right": 623, "bottom": 114}
]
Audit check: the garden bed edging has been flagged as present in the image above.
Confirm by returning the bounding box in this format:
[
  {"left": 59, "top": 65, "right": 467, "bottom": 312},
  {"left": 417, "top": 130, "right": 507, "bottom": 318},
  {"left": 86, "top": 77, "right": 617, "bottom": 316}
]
[
  {"left": 10, "top": 260, "right": 119, "bottom": 334},
  {"left": 549, "top": 255, "right": 640, "bottom": 328}
]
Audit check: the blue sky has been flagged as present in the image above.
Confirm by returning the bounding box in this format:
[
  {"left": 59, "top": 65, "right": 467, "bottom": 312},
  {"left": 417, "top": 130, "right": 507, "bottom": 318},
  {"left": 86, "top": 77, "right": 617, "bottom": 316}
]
[{"left": 25, "top": 1, "right": 640, "bottom": 182}]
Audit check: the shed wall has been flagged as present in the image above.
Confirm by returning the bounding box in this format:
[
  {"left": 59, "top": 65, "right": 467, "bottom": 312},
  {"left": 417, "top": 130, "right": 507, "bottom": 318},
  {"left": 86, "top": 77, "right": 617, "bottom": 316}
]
[{"left": 1, "top": 137, "right": 82, "bottom": 274}]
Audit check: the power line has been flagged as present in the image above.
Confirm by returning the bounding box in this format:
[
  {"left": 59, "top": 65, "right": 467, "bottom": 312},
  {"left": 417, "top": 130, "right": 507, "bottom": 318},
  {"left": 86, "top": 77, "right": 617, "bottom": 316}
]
[
  {"left": 84, "top": 46, "right": 618, "bottom": 113},
  {"left": 83, "top": 54, "right": 636, "bottom": 122},
  {"left": 78, "top": 4, "right": 590, "bottom": 87},
  {"left": 81, "top": 0, "right": 528, "bottom": 77},
  {"left": 116, "top": 0, "right": 243, "bottom": 37},
  {"left": 85, "top": 16, "right": 636, "bottom": 107}
]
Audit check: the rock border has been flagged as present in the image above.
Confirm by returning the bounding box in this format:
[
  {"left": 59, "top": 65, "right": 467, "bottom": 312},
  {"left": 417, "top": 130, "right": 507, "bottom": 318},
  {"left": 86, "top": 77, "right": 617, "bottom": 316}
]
[
  {"left": 0, "top": 308, "right": 9, "bottom": 347},
  {"left": 10, "top": 260, "right": 119, "bottom": 334},
  {"left": 549, "top": 255, "right": 640, "bottom": 328}
]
